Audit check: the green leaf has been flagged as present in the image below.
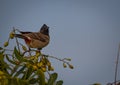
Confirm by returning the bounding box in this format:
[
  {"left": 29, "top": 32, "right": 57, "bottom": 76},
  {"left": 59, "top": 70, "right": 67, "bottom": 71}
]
[
  {"left": 0, "top": 53, "right": 10, "bottom": 74},
  {"left": 8, "top": 77, "right": 29, "bottom": 85},
  {"left": 22, "top": 66, "right": 33, "bottom": 79},
  {"left": 0, "top": 78, "right": 8, "bottom": 85},
  {"left": 14, "top": 65, "right": 26, "bottom": 77},
  {"left": 65, "top": 58, "right": 71, "bottom": 61},
  {"left": 11, "top": 65, "right": 20, "bottom": 76},
  {"left": 37, "top": 69, "right": 45, "bottom": 85},
  {"left": 47, "top": 73, "right": 58, "bottom": 85},
  {"left": 6, "top": 55, "right": 17, "bottom": 65},
  {"left": 0, "top": 49, "right": 5, "bottom": 54},
  {"left": 0, "top": 51, "right": 4, "bottom": 58},
  {"left": 29, "top": 78, "right": 38, "bottom": 84},
  {"left": 8, "top": 77, "right": 18, "bottom": 85},
  {"left": 14, "top": 47, "right": 23, "bottom": 62},
  {"left": 56, "top": 80, "right": 63, "bottom": 85}
]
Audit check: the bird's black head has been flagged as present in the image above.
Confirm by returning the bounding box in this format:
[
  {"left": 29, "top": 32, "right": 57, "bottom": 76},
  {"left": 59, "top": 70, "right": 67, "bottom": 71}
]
[{"left": 40, "top": 24, "right": 49, "bottom": 36}]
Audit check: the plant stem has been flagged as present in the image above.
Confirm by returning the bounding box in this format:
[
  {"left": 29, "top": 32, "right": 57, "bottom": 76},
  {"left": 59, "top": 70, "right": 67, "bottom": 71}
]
[
  {"left": 13, "top": 27, "right": 20, "bottom": 52},
  {"left": 114, "top": 43, "right": 120, "bottom": 85},
  {"left": 42, "top": 54, "right": 70, "bottom": 65}
]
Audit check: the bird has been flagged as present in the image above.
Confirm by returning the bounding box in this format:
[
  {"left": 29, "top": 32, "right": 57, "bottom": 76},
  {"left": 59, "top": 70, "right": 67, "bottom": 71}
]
[{"left": 14, "top": 24, "right": 50, "bottom": 50}]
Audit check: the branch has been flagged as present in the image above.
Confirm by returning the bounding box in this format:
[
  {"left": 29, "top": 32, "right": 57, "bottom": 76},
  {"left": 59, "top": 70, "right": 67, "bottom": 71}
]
[{"left": 114, "top": 43, "right": 120, "bottom": 85}]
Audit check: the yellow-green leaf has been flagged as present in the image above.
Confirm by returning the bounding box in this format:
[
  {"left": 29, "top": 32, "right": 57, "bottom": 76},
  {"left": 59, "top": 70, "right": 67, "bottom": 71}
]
[
  {"left": 6, "top": 55, "right": 17, "bottom": 65},
  {"left": 37, "top": 69, "right": 45, "bottom": 85},
  {"left": 14, "top": 47, "right": 23, "bottom": 62},
  {"left": 47, "top": 73, "right": 58, "bottom": 85},
  {"left": 56, "top": 80, "right": 63, "bottom": 85}
]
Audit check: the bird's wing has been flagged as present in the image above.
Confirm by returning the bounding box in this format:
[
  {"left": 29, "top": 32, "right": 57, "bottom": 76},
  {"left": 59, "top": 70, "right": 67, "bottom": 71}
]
[{"left": 25, "top": 32, "right": 46, "bottom": 42}]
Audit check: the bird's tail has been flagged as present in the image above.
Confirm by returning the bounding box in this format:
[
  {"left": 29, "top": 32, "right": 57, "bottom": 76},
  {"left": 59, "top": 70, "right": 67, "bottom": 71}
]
[{"left": 14, "top": 34, "right": 26, "bottom": 39}]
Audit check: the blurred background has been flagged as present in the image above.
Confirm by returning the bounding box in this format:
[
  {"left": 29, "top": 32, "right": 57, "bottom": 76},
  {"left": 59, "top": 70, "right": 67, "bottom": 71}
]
[{"left": 0, "top": 0, "right": 120, "bottom": 85}]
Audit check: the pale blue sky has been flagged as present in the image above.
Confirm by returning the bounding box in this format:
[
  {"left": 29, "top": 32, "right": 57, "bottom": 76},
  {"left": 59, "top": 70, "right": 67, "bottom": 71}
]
[{"left": 0, "top": 0, "right": 120, "bottom": 85}]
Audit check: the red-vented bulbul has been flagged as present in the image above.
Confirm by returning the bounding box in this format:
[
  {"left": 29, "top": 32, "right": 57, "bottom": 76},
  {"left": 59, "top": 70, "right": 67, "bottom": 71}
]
[{"left": 15, "top": 24, "right": 50, "bottom": 50}]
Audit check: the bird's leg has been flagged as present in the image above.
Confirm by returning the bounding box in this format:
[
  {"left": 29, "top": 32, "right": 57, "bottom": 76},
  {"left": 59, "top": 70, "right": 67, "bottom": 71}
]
[
  {"left": 28, "top": 47, "right": 32, "bottom": 56},
  {"left": 37, "top": 48, "right": 41, "bottom": 54}
]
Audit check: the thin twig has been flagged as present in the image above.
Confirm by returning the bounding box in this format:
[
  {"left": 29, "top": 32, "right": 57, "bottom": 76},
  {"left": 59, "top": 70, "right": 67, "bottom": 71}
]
[
  {"left": 114, "top": 43, "right": 120, "bottom": 85},
  {"left": 22, "top": 49, "right": 38, "bottom": 56},
  {"left": 42, "top": 54, "right": 70, "bottom": 65},
  {"left": 13, "top": 27, "right": 20, "bottom": 52}
]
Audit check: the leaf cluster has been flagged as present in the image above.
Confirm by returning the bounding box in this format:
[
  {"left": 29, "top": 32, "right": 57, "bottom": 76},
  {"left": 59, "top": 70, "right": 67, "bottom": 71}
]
[{"left": 0, "top": 28, "right": 74, "bottom": 85}]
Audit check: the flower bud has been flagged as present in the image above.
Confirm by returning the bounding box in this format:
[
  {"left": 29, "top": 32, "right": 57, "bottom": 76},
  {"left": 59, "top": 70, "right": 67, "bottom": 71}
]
[
  {"left": 33, "top": 65, "right": 38, "bottom": 70},
  {"left": 68, "top": 64, "right": 74, "bottom": 69},
  {"left": 37, "top": 62, "right": 43, "bottom": 67},
  {"left": 63, "top": 63, "right": 67, "bottom": 68},
  {"left": 65, "top": 58, "right": 71, "bottom": 61},
  {"left": 9, "top": 31, "right": 15, "bottom": 39},
  {"left": 50, "top": 66, "right": 54, "bottom": 71},
  {"left": 46, "top": 61, "right": 51, "bottom": 67},
  {"left": 48, "top": 66, "right": 54, "bottom": 71},
  {"left": 35, "top": 51, "right": 41, "bottom": 57},
  {"left": 4, "top": 41, "right": 9, "bottom": 47},
  {"left": 22, "top": 45, "right": 27, "bottom": 51},
  {"left": 42, "top": 67, "right": 47, "bottom": 72}
]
